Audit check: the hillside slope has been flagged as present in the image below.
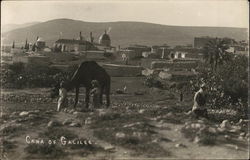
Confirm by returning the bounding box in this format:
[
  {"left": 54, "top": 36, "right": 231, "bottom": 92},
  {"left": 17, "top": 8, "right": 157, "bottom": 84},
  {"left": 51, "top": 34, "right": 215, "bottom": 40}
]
[{"left": 2, "top": 18, "right": 247, "bottom": 47}]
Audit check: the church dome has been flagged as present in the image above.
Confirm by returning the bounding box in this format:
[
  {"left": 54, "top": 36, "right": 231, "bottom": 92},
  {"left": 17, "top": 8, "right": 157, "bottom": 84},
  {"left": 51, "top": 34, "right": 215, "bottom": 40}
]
[{"left": 99, "top": 31, "right": 111, "bottom": 46}]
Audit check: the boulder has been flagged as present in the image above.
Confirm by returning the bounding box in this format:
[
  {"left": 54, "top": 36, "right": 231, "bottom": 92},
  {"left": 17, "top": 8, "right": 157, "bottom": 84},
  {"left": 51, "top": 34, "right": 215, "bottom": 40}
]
[
  {"left": 142, "top": 69, "right": 154, "bottom": 76},
  {"left": 240, "top": 132, "right": 245, "bottom": 137},
  {"left": 69, "top": 122, "right": 81, "bottom": 127},
  {"left": 224, "top": 135, "right": 230, "bottom": 140},
  {"left": 116, "top": 132, "right": 126, "bottom": 138},
  {"left": 175, "top": 143, "right": 186, "bottom": 148},
  {"left": 62, "top": 119, "right": 73, "bottom": 125},
  {"left": 159, "top": 71, "right": 172, "bottom": 80},
  {"left": 85, "top": 117, "right": 92, "bottom": 125},
  {"left": 138, "top": 109, "right": 145, "bottom": 114},
  {"left": 238, "top": 136, "right": 244, "bottom": 140},
  {"left": 19, "top": 111, "right": 29, "bottom": 117},
  {"left": 73, "top": 111, "right": 80, "bottom": 115},
  {"left": 47, "top": 120, "right": 61, "bottom": 127},
  {"left": 104, "top": 145, "right": 115, "bottom": 151},
  {"left": 220, "top": 120, "right": 231, "bottom": 129}
]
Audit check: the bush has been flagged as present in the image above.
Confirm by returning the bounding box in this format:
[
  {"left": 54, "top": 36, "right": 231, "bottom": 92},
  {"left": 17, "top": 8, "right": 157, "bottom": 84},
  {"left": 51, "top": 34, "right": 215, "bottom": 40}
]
[
  {"left": 144, "top": 75, "right": 163, "bottom": 88},
  {"left": 190, "top": 55, "right": 248, "bottom": 117},
  {"left": 1, "top": 62, "right": 73, "bottom": 89}
]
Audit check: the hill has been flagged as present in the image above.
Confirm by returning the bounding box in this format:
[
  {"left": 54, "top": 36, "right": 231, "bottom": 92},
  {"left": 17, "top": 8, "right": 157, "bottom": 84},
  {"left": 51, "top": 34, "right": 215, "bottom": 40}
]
[
  {"left": 2, "top": 22, "right": 41, "bottom": 33},
  {"left": 2, "top": 18, "right": 248, "bottom": 47}
]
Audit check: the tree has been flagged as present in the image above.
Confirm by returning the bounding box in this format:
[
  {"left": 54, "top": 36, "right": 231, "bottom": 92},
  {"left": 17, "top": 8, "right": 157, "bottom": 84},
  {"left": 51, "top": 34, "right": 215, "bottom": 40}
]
[
  {"left": 32, "top": 43, "right": 36, "bottom": 51},
  {"left": 24, "top": 39, "right": 29, "bottom": 50},
  {"left": 203, "top": 38, "right": 230, "bottom": 71}
]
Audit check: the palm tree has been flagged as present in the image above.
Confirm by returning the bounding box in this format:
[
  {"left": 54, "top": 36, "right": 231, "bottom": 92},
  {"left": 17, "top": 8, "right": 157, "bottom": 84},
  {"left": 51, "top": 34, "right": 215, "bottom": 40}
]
[{"left": 203, "top": 38, "right": 230, "bottom": 71}]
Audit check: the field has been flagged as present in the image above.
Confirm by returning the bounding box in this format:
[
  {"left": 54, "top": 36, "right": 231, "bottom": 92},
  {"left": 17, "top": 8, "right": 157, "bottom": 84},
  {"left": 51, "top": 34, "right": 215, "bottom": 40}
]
[{"left": 1, "top": 76, "right": 249, "bottom": 160}]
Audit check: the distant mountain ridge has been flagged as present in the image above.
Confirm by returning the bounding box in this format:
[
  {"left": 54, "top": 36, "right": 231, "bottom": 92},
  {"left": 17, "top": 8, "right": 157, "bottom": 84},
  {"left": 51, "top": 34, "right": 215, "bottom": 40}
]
[
  {"left": 2, "top": 22, "right": 41, "bottom": 33},
  {"left": 2, "top": 18, "right": 248, "bottom": 47}
]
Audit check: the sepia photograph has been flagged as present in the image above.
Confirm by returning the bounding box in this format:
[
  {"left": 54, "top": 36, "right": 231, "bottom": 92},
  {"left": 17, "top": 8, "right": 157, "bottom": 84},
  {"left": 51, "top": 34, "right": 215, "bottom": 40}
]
[{"left": 0, "top": 0, "right": 249, "bottom": 159}]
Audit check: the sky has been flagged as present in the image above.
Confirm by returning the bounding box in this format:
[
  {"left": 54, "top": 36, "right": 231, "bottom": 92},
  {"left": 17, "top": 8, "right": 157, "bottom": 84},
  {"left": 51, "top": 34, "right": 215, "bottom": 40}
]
[{"left": 1, "top": 0, "right": 249, "bottom": 28}]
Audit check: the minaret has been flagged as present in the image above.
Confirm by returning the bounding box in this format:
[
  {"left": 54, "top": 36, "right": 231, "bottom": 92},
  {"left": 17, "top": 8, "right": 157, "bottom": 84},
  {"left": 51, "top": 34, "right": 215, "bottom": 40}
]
[
  {"left": 12, "top": 41, "right": 15, "bottom": 48},
  {"left": 79, "top": 31, "right": 82, "bottom": 41},
  {"left": 90, "top": 32, "right": 94, "bottom": 43},
  {"left": 25, "top": 39, "right": 28, "bottom": 49}
]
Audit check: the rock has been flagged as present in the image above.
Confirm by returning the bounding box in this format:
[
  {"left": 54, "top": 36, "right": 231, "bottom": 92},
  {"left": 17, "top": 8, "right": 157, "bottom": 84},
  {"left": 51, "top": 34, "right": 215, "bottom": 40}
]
[
  {"left": 62, "top": 119, "right": 73, "bottom": 125},
  {"left": 175, "top": 143, "right": 186, "bottom": 148},
  {"left": 220, "top": 120, "right": 231, "bottom": 129},
  {"left": 19, "top": 111, "right": 29, "bottom": 117},
  {"left": 224, "top": 135, "right": 230, "bottom": 139},
  {"left": 69, "top": 109, "right": 75, "bottom": 114},
  {"left": 159, "top": 71, "right": 172, "bottom": 80},
  {"left": 104, "top": 145, "right": 115, "bottom": 151},
  {"left": 47, "top": 120, "right": 61, "bottom": 127},
  {"left": 246, "top": 133, "right": 249, "bottom": 138},
  {"left": 235, "top": 145, "right": 239, "bottom": 150},
  {"left": 238, "top": 136, "right": 244, "bottom": 140},
  {"left": 191, "top": 123, "right": 204, "bottom": 129},
  {"left": 193, "top": 136, "right": 201, "bottom": 143},
  {"left": 69, "top": 122, "right": 81, "bottom": 127},
  {"left": 33, "top": 110, "right": 40, "bottom": 113},
  {"left": 123, "top": 122, "right": 141, "bottom": 128},
  {"left": 208, "top": 127, "right": 217, "bottom": 134},
  {"left": 230, "top": 125, "right": 242, "bottom": 133},
  {"left": 152, "top": 138, "right": 159, "bottom": 143},
  {"left": 85, "top": 117, "right": 92, "bottom": 125},
  {"left": 240, "top": 132, "right": 245, "bottom": 137},
  {"left": 97, "top": 109, "right": 107, "bottom": 116},
  {"left": 73, "top": 111, "right": 80, "bottom": 115},
  {"left": 138, "top": 109, "right": 145, "bottom": 114},
  {"left": 116, "top": 132, "right": 126, "bottom": 138},
  {"left": 11, "top": 112, "right": 18, "bottom": 116},
  {"left": 166, "top": 112, "right": 173, "bottom": 117}
]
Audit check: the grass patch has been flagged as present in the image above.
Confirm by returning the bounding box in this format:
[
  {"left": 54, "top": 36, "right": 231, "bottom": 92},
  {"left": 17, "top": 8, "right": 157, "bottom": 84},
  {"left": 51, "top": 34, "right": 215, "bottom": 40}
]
[
  {"left": 2, "top": 140, "right": 17, "bottom": 151},
  {"left": 24, "top": 143, "right": 65, "bottom": 159},
  {"left": 1, "top": 124, "right": 24, "bottom": 137},
  {"left": 39, "top": 127, "right": 78, "bottom": 140}
]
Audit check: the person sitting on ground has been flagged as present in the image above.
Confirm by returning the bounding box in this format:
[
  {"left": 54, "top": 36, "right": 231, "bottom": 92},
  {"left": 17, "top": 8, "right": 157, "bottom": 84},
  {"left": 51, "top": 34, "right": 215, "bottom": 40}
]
[
  {"left": 192, "top": 83, "right": 208, "bottom": 118},
  {"left": 57, "top": 81, "right": 68, "bottom": 112},
  {"left": 90, "top": 80, "right": 101, "bottom": 109}
]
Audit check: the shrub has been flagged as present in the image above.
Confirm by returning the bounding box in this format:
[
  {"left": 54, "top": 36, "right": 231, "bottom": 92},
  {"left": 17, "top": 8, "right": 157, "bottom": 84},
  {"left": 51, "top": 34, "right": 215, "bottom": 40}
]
[
  {"left": 1, "top": 62, "right": 74, "bottom": 89},
  {"left": 190, "top": 55, "right": 248, "bottom": 117},
  {"left": 144, "top": 75, "right": 163, "bottom": 88}
]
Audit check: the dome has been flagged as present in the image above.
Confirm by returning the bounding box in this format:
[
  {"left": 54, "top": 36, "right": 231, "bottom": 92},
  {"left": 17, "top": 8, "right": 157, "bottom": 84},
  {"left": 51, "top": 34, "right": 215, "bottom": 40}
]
[
  {"left": 37, "top": 37, "right": 45, "bottom": 42},
  {"left": 99, "top": 32, "right": 111, "bottom": 46}
]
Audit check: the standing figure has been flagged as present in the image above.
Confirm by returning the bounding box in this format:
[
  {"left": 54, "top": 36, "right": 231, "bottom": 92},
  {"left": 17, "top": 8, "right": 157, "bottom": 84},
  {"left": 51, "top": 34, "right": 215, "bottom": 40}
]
[
  {"left": 57, "top": 81, "right": 68, "bottom": 112},
  {"left": 192, "top": 83, "right": 208, "bottom": 118},
  {"left": 90, "top": 80, "right": 101, "bottom": 109}
]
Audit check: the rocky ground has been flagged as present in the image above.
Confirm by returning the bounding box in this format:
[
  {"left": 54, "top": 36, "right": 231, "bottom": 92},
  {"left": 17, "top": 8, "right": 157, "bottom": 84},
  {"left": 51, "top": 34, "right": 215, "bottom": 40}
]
[{"left": 0, "top": 88, "right": 249, "bottom": 160}]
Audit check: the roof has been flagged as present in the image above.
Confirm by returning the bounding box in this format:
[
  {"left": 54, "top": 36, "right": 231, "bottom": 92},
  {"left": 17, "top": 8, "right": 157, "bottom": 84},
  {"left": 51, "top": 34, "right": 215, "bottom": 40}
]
[
  {"left": 37, "top": 37, "right": 45, "bottom": 42},
  {"left": 55, "top": 39, "right": 92, "bottom": 45}
]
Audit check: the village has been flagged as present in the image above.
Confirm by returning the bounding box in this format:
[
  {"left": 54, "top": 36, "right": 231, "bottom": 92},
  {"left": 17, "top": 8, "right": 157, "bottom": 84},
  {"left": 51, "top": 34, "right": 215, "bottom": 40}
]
[
  {"left": 1, "top": 1, "right": 249, "bottom": 159},
  {"left": 2, "top": 29, "right": 248, "bottom": 79}
]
